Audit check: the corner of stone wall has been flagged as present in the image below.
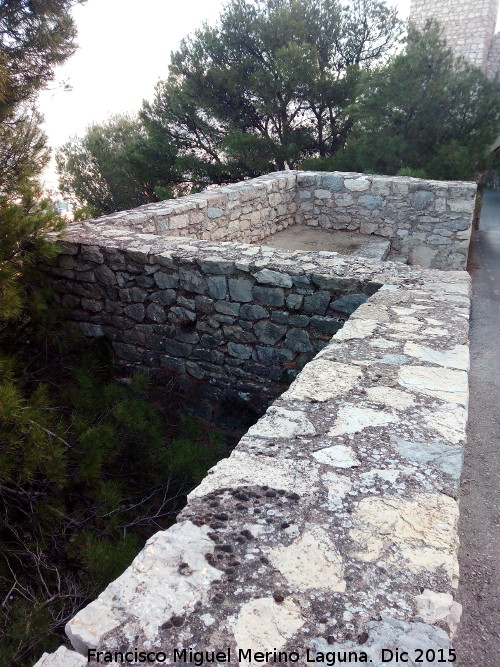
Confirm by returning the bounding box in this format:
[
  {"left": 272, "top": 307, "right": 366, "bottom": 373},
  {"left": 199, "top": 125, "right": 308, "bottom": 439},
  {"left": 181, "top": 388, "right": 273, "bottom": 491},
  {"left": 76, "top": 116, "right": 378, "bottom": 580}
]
[{"left": 36, "top": 238, "right": 472, "bottom": 664}]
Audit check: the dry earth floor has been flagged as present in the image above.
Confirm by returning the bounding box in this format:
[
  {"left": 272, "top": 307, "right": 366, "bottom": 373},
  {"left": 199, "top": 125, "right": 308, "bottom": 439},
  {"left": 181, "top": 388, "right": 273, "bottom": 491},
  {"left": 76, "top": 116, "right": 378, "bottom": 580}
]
[{"left": 455, "top": 189, "right": 500, "bottom": 665}]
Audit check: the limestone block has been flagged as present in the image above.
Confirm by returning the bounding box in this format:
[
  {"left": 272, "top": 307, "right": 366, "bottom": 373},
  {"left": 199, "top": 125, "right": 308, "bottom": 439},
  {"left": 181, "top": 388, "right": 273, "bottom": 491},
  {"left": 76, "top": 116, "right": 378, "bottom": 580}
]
[
  {"left": 34, "top": 646, "right": 87, "bottom": 666},
  {"left": 228, "top": 277, "right": 254, "bottom": 302},
  {"left": 234, "top": 598, "right": 304, "bottom": 654},
  {"left": 66, "top": 522, "right": 222, "bottom": 652},
  {"left": 344, "top": 177, "right": 370, "bottom": 191},
  {"left": 252, "top": 285, "right": 285, "bottom": 306},
  {"left": 284, "top": 328, "right": 313, "bottom": 352},
  {"left": 253, "top": 268, "right": 293, "bottom": 287}
]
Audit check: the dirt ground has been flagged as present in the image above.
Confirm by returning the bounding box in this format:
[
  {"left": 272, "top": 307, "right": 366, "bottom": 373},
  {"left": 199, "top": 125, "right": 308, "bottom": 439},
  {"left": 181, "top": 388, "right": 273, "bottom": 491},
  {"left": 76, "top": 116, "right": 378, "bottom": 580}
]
[
  {"left": 454, "top": 190, "right": 500, "bottom": 665},
  {"left": 255, "top": 225, "right": 386, "bottom": 254}
]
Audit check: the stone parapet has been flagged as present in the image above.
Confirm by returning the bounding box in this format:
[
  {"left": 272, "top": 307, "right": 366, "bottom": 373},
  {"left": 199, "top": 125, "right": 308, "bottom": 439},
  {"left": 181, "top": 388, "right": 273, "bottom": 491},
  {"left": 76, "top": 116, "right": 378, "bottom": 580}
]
[
  {"left": 78, "top": 171, "right": 298, "bottom": 243},
  {"left": 44, "top": 234, "right": 390, "bottom": 422},
  {"left": 38, "top": 225, "right": 470, "bottom": 664},
  {"left": 73, "top": 170, "right": 476, "bottom": 271},
  {"left": 295, "top": 172, "right": 476, "bottom": 271}
]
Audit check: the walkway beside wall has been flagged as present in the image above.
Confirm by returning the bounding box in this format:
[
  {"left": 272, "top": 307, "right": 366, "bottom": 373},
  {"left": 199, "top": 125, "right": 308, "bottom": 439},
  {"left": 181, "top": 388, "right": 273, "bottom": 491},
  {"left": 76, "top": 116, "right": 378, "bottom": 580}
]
[{"left": 456, "top": 189, "right": 500, "bottom": 665}]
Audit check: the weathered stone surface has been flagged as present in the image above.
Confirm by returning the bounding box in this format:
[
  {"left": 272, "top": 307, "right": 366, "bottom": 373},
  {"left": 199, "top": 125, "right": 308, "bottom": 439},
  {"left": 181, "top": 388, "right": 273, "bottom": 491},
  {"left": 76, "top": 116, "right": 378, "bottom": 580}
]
[
  {"left": 123, "top": 303, "right": 145, "bottom": 321},
  {"left": 119, "top": 286, "right": 148, "bottom": 303},
  {"left": 351, "top": 493, "right": 459, "bottom": 582},
  {"left": 38, "top": 178, "right": 472, "bottom": 666},
  {"left": 404, "top": 342, "right": 469, "bottom": 371},
  {"left": 214, "top": 300, "right": 240, "bottom": 316},
  {"left": 65, "top": 522, "right": 222, "bottom": 652},
  {"left": 154, "top": 271, "right": 179, "bottom": 289},
  {"left": 255, "top": 346, "right": 295, "bottom": 364},
  {"left": 179, "top": 267, "right": 206, "bottom": 294},
  {"left": 286, "top": 293, "right": 303, "bottom": 310},
  {"left": 254, "top": 268, "right": 293, "bottom": 288},
  {"left": 227, "top": 342, "right": 252, "bottom": 359},
  {"left": 234, "top": 597, "right": 304, "bottom": 654},
  {"left": 34, "top": 646, "right": 87, "bottom": 666},
  {"left": 168, "top": 306, "right": 197, "bottom": 323},
  {"left": 228, "top": 277, "right": 254, "bottom": 302},
  {"left": 194, "top": 295, "right": 214, "bottom": 314},
  {"left": 239, "top": 304, "right": 269, "bottom": 320},
  {"left": 94, "top": 264, "right": 116, "bottom": 285},
  {"left": 416, "top": 589, "right": 462, "bottom": 635},
  {"left": 328, "top": 404, "right": 396, "bottom": 436},
  {"left": 206, "top": 275, "right": 227, "bottom": 299},
  {"left": 344, "top": 177, "right": 370, "bottom": 191},
  {"left": 269, "top": 525, "right": 345, "bottom": 591},
  {"left": 303, "top": 290, "right": 331, "bottom": 315},
  {"left": 284, "top": 328, "right": 313, "bottom": 352},
  {"left": 162, "top": 339, "right": 193, "bottom": 357},
  {"left": 310, "top": 315, "right": 342, "bottom": 333},
  {"left": 330, "top": 293, "right": 368, "bottom": 314},
  {"left": 363, "top": 194, "right": 383, "bottom": 210},
  {"left": 399, "top": 366, "right": 469, "bottom": 406},
  {"left": 190, "top": 450, "right": 319, "bottom": 499},
  {"left": 283, "top": 360, "right": 362, "bottom": 401},
  {"left": 312, "top": 444, "right": 361, "bottom": 468},
  {"left": 392, "top": 437, "right": 463, "bottom": 480},
  {"left": 254, "top": 320, "right": 287, "bottom": 345},
  {"left": 252, "top": 285, "right": 285, "bottom": 306},
  {"left": 80, "top": 245, "right": 104, "bottom": 264}
]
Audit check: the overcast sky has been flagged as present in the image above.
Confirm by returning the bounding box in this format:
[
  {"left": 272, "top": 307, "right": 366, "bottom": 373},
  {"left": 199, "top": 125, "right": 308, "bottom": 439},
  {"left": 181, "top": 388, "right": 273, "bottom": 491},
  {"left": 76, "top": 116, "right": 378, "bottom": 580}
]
[{"left": 37, "top": 0, "right": 498, "bottom": 190}]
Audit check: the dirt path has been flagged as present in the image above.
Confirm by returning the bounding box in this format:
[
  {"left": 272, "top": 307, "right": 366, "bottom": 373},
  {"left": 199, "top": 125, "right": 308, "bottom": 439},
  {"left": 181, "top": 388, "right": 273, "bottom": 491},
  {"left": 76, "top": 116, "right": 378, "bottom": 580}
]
[{"left": 454, "top": 190, "right": 500, "bottom": 665}]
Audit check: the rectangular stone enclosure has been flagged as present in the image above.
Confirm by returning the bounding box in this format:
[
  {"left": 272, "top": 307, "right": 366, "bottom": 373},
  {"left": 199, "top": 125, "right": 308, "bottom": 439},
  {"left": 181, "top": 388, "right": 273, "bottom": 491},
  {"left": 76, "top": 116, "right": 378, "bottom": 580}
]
[
  {"left": 36, "top": 171, "right": 472, "bottom": 666},
  {"left": 81, "top": 170, "right": 477, "bottom": 271}
]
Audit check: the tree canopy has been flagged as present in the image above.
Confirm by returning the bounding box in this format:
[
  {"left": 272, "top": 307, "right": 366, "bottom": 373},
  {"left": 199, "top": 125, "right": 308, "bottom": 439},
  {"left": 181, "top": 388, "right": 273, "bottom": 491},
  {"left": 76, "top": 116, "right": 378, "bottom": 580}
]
[
  {"left": 304, "top": 21, "right": 500, "bottom": 180},
  {"left": 57, "top": 114, "right": 180, "bottom": 218},
  {"left": 0, "top": 0, "right": 85, "bottom": 119},
  {"left": 142, "top": 0, "right": 402, "bottom": 184},
  {"left": 57, "top": 0, "right": 500, "bottom": 210}
]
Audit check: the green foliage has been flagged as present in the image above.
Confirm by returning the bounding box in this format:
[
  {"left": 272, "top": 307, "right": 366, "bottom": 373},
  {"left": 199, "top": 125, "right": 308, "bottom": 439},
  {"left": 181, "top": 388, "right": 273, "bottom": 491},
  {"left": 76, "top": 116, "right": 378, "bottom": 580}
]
[
  {"left": 305, "top": 21, "right": 500, "bottom": 180},
  {"left": 56, "top": 114, "right": 180, "bottom": 217},
  {"left": 0, "top": 1, "right": 85, "bottom": 119},
  {"left": 0, "top": 337, "right": 228, "bottom": 666},
  {"left": 0, "top": 107, "right": 50, "bottom": 199},
  {"left": 78, "top": 532, "right": 142, "bottom": 592},
  {"left": 141, "top": 0, "right": 402, "bottom": 185},
  {"left": 396, "top": 167, "right": 427, "bottom": 179},
  {"left": 162, "top": 415, "right": 225, "bottom": 484},
  {"left": 0, "top": 186, "right": 64, "bottom": 328}
]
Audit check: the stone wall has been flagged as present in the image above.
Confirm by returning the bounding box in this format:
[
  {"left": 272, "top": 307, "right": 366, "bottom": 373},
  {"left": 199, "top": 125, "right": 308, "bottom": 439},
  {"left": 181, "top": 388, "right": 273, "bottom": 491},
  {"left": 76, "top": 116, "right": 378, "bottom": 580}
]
[
  {"left": 486, "top": 29, "right": 500, "bottom": 76},
  {"left": 34, "top": 171, "right": 474, "bottom": 665},
  {"left": 36, "top": 229, "right": 471, "bottom": 665},
  {"left": 44, "top": 235, "right": 376, "bottom": 423},
  {"left": 83, "top": 171, "right": 297, "bottom": 243},
  {"left": 409, "top": 0, "right": 499, "bottom": 73},
  {"left": 295, "top": 172, "right": 475, "bottom": 270},
  {"left": 74, "top": 170, "right": 476, "bottom": 271}
]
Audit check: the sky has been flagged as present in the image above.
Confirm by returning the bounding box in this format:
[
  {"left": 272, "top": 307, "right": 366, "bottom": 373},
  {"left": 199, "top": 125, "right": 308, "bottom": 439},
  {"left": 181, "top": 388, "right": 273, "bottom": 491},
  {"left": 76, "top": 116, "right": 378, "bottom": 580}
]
[{"left": 37, "top": 0, "right": 497, "bottom": 190}]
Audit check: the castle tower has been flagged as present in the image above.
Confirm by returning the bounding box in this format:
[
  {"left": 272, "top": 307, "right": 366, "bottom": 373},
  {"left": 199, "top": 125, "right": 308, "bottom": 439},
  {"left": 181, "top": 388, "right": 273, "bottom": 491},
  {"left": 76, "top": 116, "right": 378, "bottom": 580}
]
[{"left": 409, "top": 0, "right": 499, "bottom": 75}]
